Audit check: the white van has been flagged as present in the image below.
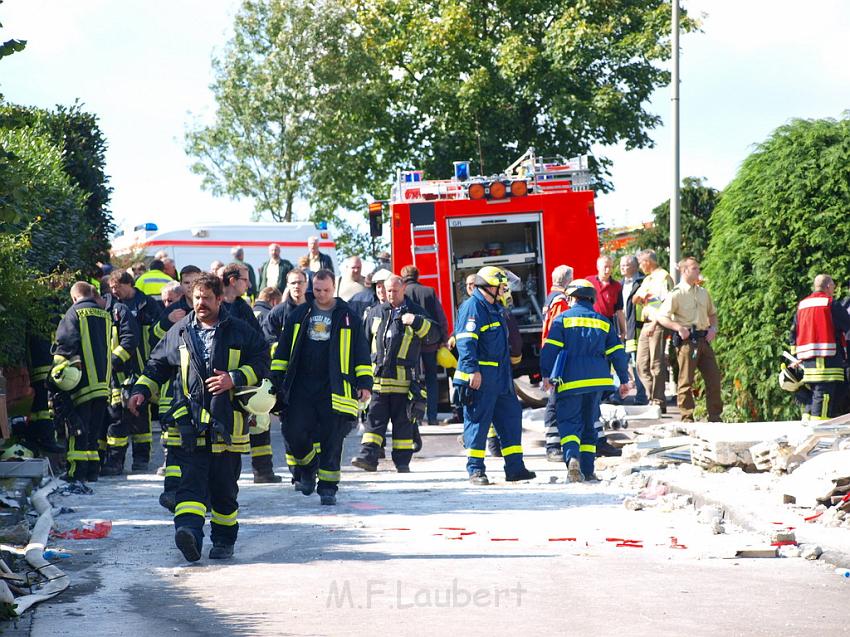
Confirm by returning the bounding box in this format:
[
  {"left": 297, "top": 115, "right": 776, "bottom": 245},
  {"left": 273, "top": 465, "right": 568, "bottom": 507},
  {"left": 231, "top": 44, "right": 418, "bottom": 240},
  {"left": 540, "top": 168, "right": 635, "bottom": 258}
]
[{"left": 111, "top": 222, "right": 337, "bottom": 276}]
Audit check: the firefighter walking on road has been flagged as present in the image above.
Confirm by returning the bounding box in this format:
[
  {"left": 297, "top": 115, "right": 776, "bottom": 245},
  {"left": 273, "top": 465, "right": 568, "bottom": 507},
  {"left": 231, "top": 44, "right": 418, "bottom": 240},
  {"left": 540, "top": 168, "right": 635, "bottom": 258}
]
[
  {"left": 53, "top": 282, "right": 113, "bottom": 483},
  {"left": 789, "top": 274, "right": 850, "bottom": 420},
  {"left": 453, "top": 266, "right": 536, "bottom": 486},
  {"left": 540, "top": 279, "right": 631, "bottom": 482},
  {"left": 270, "top": 269, "right": 373, "bottom": 505},
  {"left": 352, "top": 275, "right": 437, "bottom": 473},
  {"left": 128, "top": 273, "right": 269, "bottom": 562}
]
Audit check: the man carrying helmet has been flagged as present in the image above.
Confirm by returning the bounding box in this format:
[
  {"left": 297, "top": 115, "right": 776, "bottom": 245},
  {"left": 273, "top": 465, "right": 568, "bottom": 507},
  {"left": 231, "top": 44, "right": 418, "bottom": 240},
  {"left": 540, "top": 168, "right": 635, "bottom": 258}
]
[
  {"left": 540, "top": 279, "right": 631, "bottom": 482},
  {"left": 453, "top": 266, "right": 536, "bottom": 485},
  {"left": 128, "top": 273, "right": 269, "bottom": 563}
]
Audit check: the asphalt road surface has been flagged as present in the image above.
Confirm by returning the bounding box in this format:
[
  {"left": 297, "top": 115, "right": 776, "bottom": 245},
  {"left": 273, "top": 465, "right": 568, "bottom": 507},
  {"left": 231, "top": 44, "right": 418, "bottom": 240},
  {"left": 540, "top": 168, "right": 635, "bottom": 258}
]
[{"left": 15, "top": 421, "right": 850, "bottom": 637}]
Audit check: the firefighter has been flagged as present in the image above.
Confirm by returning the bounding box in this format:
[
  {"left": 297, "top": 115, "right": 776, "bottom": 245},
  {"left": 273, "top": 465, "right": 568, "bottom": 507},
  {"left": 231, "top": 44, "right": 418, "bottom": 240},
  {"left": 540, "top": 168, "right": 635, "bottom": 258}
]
[
  {"left": 540, "top": 265, "right": 573, "bottom": 462},
  {"left": 262, "top": 267, "right": 309, "bottom": 348},
  {"left": 128, "top": 272, "right": 269, "bottom": 562},
  {"left": 453, "top": 266, "right": 536, "bottom": 486},
  {"left": 270, "top": 269, "right": 373, "bottom": 506},
  {"left": 789, "top": 274, "right": 850, "bottom": 420},
  {"left": 351, "top": 275, "right": 437, "bottom": 473},
  {"left": 253, "top": 287, "right": 281, "bottom": 325},
  {"left": 106, "top": 270, "right": 163, "bottom": 470},
  {"left": 540, "top": 279, "right": 631, "bottom": 482},
  {"left": 53, "top": 282, "right": 113, "bottom": 483},
  {"left": 134, "top": 258, "right": 174, "bottom": 298},
  {"left": 98, "top": 291, "right": 142, "bottom": 476},
  {"left": 222, "top": 262, "right": 281, "bottom": 484},
  {"left": 25, "top": 331, "right": 65, "bottom": 454}
]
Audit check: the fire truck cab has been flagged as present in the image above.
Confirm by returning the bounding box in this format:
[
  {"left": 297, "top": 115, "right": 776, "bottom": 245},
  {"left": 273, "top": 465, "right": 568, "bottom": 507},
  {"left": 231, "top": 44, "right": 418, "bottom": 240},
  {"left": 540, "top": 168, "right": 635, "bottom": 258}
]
[{"left": 382, "top": 148, "right": 601, "bottom": 385}]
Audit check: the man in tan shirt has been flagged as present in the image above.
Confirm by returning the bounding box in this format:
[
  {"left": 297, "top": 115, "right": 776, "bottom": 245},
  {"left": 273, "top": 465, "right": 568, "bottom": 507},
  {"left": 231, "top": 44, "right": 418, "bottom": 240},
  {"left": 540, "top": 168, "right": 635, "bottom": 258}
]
[
  {"left": 655, "top": 257, "right": 723, "bottom": 422},
  {"left": 632, "top": 249, "right": 674, "bottom": 412}
]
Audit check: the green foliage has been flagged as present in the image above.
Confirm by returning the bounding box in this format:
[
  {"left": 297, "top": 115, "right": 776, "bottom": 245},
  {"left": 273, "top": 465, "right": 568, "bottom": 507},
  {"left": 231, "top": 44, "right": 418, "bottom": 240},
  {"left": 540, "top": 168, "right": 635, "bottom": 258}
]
[
  {"left": 703, "top": 116, "right": 850, "bottom": 421},
  {"left": 0, "top": 102, "right": 114, "bottom": 272},
  {"left": 630, "top": 176, "right": 720, "bottom": 264},
  {"left": 0, "top": 126, "right": 89, "bottom": 273},
  {"left": 0, "top": 231, "right": 57, "bottom": 366}
]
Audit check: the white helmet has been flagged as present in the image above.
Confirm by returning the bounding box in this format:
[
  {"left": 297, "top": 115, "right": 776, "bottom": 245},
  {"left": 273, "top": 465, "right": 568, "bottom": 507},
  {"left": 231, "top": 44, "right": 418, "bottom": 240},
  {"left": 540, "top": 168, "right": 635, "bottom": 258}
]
[
  {"left": 778, "top": 365, "right": 804, "bottom": 392},
  {"left": 235, "top": 379, "right": 276, "bottom": 415}
]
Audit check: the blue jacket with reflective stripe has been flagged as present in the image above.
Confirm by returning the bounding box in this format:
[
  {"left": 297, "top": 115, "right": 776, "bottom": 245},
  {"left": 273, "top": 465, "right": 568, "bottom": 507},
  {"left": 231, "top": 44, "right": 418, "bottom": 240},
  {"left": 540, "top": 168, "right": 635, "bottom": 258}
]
[
  {"left": 539, "top": 300, "right": 629, "bottom": 395},
  {"left": 453, "top": 289, "right": 512, "bottom": 391}
]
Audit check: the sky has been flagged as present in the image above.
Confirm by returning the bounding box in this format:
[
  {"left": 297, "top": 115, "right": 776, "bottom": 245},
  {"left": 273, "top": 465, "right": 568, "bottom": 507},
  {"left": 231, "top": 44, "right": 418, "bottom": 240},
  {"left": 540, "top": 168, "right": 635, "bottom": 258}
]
[{"left": 1, "top": 0, "right": 849, "bottom": 236}]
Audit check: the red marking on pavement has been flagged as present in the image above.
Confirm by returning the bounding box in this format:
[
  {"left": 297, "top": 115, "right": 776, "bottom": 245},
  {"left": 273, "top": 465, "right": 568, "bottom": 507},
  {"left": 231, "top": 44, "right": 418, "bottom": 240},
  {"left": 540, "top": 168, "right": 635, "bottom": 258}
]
[
  {"left": 446, "top": 537, "right": 463, "bottom": 540},
  {"left": 548, "top": 538, "right": 577, "bottom": 542},
  {"left": 460, "top": 531, "right": 476, "bottom": 536},
  {"left": 669, "top": 537, "right": 688, "bottom": 549},
  {"left": 605, "top": 538, "right": 624, "bottom": 542},
  {"left": 384, "top": 528, "right": 411, "bottom": 531},
  {"left": 440, "top": 527, "right": 466, "bottom": 530},
  {"left": 616, "top": 543, "right": 644, "bottom": 548},
  {"left": 348, "top": 502, "right": 382, "bottom": 510},
  {"left": 804, "top": 511, "right": 824, "bottom": 522},
  {"left": 771, "top": 541, "right": 798, "bottom": 547},
  {"left": 491, "top": 538, "right": 519, "bottom": 542},
  {"left": 432, "top": 533, "right": 443, "bottom": 536}
]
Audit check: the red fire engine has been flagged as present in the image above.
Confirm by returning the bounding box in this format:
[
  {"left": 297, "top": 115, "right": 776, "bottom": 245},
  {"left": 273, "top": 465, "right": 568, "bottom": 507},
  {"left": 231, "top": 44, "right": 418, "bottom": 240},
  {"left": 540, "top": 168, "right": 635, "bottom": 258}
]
[{"left": 372, "top": 148, "right": 601, "bottom": 390}]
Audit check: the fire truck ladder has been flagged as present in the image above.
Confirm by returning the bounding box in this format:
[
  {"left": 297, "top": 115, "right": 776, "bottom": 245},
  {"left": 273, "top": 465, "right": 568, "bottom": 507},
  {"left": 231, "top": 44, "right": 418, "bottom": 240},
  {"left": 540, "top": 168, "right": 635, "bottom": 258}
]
[{"left": 410, "top": 221, "right": 442, "bottom": 294}]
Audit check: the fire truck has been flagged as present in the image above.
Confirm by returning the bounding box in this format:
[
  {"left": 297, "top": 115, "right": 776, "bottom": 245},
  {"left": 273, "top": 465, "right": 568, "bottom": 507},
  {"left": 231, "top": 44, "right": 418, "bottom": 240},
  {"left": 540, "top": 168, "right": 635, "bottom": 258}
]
[{"left": 372, "top": 148, "right": 601, "bottom": 403}]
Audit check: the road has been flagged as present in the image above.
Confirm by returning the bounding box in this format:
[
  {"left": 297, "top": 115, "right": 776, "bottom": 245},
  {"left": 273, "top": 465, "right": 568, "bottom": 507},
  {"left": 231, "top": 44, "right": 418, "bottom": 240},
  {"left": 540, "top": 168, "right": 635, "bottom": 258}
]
[{"left": 21, "top": 422, "right": 850, "bottom": 636}]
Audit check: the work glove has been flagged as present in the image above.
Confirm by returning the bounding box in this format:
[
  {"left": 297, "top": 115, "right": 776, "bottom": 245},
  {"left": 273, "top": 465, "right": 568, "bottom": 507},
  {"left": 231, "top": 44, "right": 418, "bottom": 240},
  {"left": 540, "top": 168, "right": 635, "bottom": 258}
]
[
  {"left": 407, "top": 397, "right": 427, "bottom": 424},
  {"left": 452, "top": 384, "right": 475, "bottom": 408}
]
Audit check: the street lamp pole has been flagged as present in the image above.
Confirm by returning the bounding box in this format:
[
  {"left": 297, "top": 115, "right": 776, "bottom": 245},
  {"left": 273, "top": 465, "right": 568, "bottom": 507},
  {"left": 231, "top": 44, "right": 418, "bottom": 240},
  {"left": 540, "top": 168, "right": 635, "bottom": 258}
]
[{"left": 670, "top": 0, "right": 681, "bottom": 282}]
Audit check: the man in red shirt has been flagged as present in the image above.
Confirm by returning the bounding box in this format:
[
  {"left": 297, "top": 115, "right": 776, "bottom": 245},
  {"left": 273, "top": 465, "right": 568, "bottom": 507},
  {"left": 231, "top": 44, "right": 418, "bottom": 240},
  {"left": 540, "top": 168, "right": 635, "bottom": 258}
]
[{"left": 587, "top": 255, "right": 624, "bottom": 334}]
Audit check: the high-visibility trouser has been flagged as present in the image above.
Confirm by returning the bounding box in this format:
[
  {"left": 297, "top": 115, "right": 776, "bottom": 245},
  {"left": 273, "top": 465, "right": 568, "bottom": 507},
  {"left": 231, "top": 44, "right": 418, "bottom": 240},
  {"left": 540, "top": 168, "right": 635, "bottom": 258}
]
[
  {"left": 174, "top": 446, "right": 242, "bottom": 547},
  {"left": 285, "top": 392, "right": 348, "bottom": 495},
  {"left": 67, "top": 398, "right": 107, "bottom": 481},
  {"left": 802, "top": 382, "right": 840, "bottom": 421},
  {"left": 360, "top": 393, "right": 414, "bottom": 467},
  {"left": 163, "top": 424, "right": 185, "bottom": 493},
  {"left": 28, "top": 376, "right": 55, "bottom": 440},
  {"left": 250, "top": 429, "right": 274, "bottom": 473},
  {"left": 461, "top": 380, "right": 525, "bottom": 477},
  {"left": 554, "top": 390, "right": 602, "bottom": 477},
  {"left": 129, "top": 403, "right": 153, "bottom": 463}
]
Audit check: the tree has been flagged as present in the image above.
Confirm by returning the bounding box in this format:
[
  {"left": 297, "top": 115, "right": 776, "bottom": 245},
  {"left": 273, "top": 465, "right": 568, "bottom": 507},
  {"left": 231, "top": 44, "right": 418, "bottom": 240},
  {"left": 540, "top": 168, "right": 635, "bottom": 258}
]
[
  {"left": 629, "top": 176, "right": 719, "bottom": 264},
  {"left": 190, "top": 0, "right": 696, "bottom": 256},
  {"left": 702, "top": 116, "right": 850, "bottom": 421}
]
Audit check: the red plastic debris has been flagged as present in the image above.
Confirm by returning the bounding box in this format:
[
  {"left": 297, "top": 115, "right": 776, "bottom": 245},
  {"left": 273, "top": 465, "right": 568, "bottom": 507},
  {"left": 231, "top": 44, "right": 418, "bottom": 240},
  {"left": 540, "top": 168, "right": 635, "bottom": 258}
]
[
  {"left": 53, "top": 520, "right": 112, "bottom": 540},
  {"left": 669, "top": 536, "right": 688, "bottom": 549},
  {"left": 548, "top": 537, "right": 577, "bottom": 542},
  {"left": 490, "top": 538, "right": 519, "bottom": 542},
  {"left": 771, "top": 541, "right": 798, "bottom": 547},
  {"left": 804, "top": 511, "right": 824, "bottom": 522}
]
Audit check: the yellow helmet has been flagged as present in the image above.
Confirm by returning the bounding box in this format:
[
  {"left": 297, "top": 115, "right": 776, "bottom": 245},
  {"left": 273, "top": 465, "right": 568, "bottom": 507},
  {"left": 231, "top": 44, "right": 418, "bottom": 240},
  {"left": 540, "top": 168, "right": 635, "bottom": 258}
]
[
  {"left": 51, "top": 357, "right": 82, "bottom": 391},
  {"left": 475, "top": 266, "right": 508, "bottom": 288},
  {"left": 235, "top": 379, "right": 276, "bottom": 415},
  {"left": 565, "top": 278, "right": 597, "bottom": 301},
  {"left": 436, "top": 346, "right": 458, "bottom": 369}
]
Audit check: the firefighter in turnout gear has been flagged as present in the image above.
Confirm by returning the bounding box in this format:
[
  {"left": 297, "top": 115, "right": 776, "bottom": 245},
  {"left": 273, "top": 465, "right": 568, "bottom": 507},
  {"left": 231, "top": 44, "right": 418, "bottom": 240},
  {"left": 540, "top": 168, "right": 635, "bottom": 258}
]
[
  {"left": 98, "top": 292, "right": 142, "bottom": 476},
  {"left": 128, "top": 273, "right": 269, "bottom": 563},
  {"left": 25, "top": 331, "right": 65, "bottom": 454},
  {"left": 540, "top": 279, "right": 631, "bottom": 482},
  {"left": 351, "top": 274, "right": 437, "bottom": 473},
  {"left": 222, "top": 262, "right": 282, "bottom": 483},
  {"left": 789, "top": 274, "right": 850, "bottom": 420},
  {"left": 53, "top": 282, "right": 113, "bottom": 482},
  {"left": 453, "top": 266, "right": 536, "bottom": 486},
  {"left": 107, "top": 270, "right": 163, "bottom": 470},
  {"left": 270, "top": 269, "right": 373, "bottom": 506}
]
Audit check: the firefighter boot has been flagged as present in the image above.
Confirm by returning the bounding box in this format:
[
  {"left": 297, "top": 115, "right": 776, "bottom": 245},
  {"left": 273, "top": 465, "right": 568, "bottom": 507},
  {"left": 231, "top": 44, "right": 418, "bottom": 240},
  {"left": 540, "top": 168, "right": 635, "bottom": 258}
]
[
  {"left": 252, "top": 455, "right": 282, "bottom": 483},
  {"left": 351, "top": 446, "right": 379, "bottom": 472},
  {"left": 596, "top": 436, "right": 622, "bottom": 457},
  {"left": 175, "top": 527, "right": 202, "bottom": 563},
  {"left": 505, "top": 467, "right": 537, "bottom": 482},
  {"left": 320, "top": 493, "right": 337, "bottom": 506},
  {"left": 100, "top": 447, "right": 126, "bottom": 477},
  {"left": 159, "top": 491, "right": 177, "bottom": 513},
  {"left": 546, "top": 447, "right": 563, "bottom": 463},
  {"left": 469, "top": 470, "right": 490, "bottom": 486},
  {"left": 209, "top": 542, "right": 234, "bottom": 560},
  {"left": 295, "top": 469, "right": 317, "bottom": 496}
]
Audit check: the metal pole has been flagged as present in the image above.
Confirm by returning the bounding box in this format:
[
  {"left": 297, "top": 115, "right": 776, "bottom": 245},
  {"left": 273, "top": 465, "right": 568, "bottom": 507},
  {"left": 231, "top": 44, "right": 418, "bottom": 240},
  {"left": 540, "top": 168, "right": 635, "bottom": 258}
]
[{"left": 670, "top": 0, "right": 681, "bottom": 282}]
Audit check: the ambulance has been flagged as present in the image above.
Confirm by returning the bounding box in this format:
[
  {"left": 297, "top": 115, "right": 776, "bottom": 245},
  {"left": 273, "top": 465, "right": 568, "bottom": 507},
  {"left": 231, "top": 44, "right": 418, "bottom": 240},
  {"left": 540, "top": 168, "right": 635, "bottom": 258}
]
[{"left": 111, "top": 221, "right": 337, "bottom": 274}]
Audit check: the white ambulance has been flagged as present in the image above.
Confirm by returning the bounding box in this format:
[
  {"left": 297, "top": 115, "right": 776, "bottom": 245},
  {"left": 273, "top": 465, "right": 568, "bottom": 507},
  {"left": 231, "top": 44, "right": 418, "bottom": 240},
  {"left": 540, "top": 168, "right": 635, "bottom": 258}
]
[{"left": 111, "top": 221, "right": 338, "bottom": 275}]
